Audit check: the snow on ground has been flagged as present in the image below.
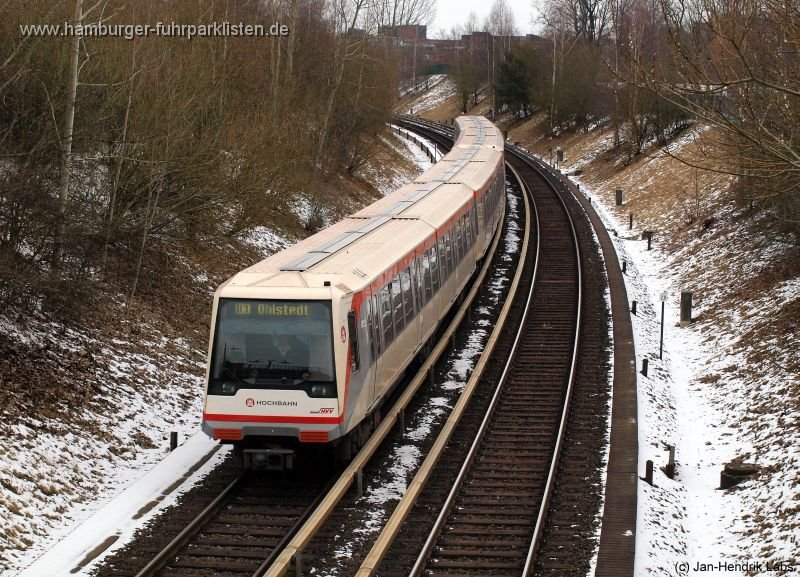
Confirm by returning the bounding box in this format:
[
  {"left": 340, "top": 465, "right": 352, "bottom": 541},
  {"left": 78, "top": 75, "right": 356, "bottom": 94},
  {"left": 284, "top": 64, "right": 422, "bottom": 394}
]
[
  {"left": 389, "top": 125, "right": 442, "bottom": 166},
  {"left": 359, "top": 128, "right": 435, "bottom": 197},
  {"left": 16, "top": 436, "right": 230, "bottom": 577},
  {"left": 0, "top": 318, "right": 208, "bottom": 576},
  {"left": 401, "top": 74, "right": 456, "bottom": 115},
  {"left": 239, "top": 224, "right": 293, "bottom": 258},
  {"left": 553, "top": 129, "right": 800, "bottom": 576}
]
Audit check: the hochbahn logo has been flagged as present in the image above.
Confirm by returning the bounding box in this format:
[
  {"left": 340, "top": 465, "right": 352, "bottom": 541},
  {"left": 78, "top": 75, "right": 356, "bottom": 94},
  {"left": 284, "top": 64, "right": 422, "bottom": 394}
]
[{"left": 245, "top": 398, "right": 299, "bottom": 407}]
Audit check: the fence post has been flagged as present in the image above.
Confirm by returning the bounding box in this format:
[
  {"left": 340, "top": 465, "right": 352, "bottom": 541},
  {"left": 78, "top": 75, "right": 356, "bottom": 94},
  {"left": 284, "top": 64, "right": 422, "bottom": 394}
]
[
  {"left": 680, "top": 291, "right": 693, "bottom": 325},
  {"left": 665, "top": 445, "right": 676, "bottom": 479},
  {"left": 645, "top": 460, "right": 654, "bottom": 485},
  {"left": 616, "top": 188, "right": 623, "bottom": 206}
]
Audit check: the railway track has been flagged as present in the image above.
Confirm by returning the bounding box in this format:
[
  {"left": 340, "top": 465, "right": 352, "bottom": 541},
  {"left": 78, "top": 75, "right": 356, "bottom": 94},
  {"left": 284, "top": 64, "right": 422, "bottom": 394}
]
[
  {"left": 385, "top": 117, "right": 625, "bottom": 577},
  {"left": 420, "top": 159, "right": 580, "bottom": 576},
  {"left": 125, "top": 470, "right": 332, "bottom": 577}
]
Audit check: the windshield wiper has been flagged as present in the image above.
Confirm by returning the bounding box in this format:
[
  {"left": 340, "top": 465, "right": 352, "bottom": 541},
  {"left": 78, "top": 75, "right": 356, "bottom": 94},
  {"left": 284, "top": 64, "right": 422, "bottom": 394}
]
[{"left": 222, "top": 364, "right": 245, "bottom": 383}]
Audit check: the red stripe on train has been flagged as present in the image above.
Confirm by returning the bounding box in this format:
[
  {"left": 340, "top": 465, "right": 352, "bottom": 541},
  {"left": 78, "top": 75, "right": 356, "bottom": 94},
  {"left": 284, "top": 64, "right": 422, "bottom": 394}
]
[{"left": 203, "top": 413, "right": 343, "bottom": 425}]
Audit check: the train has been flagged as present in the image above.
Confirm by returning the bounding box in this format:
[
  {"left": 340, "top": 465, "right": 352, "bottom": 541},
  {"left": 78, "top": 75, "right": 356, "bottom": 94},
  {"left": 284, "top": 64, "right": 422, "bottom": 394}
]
[{"left": 201, "top": 116, "right": 505, "bottom": 469}]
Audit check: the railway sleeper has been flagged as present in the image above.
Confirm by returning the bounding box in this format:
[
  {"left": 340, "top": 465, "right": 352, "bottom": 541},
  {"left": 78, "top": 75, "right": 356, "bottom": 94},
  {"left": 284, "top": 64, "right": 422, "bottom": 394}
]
[
  {"left": 430, "top": 559, "right": 521, "bottom": 570},
  {"left": 445, "top": 526, "right": 531, "bottom": 537},
  {"left": 422, "top": 573, "right": 523, "bottom": 577},
  {"left": 167, "top": 557, "right": 260, "bottom": 571},
  {"left": 213, "top": 514, "right": 297, "bottom": 527},
  {"left": 194, "top": 535, "right": 281, "bottom": 547},
  {"left": 202, "top": 524, "right": 288, "bottom": 536},
  {"left": 445, "top": 516, "right": 535, "bottom": 526},
  {"left": 459, "top": 490, "right": 540, "bottom": 500},
  {"left": 479, "top": 444, "right": 553, "bottom": 454},
  {"left": 438, "top": 538, "right": 530, "bottom": 548},
  {"left": 436, "top": 548, "right": 527, "bottom": 559},
  {"left": 466, "top": 475, "right": 546, "bottom": 485},
  {"left": 184, "top": 546, "right": 274, "bottom": 559}
]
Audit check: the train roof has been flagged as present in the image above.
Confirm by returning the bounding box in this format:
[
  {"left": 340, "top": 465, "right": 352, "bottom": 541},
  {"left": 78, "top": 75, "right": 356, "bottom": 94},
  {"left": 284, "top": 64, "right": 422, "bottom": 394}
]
[
  {"left": 454, "top": 116, "right": 505, "bottom": 149},
  {"left": 416, "top": 150, "right": 503, "bottom": 191},
  {"left": 352, "top": 181, "right": 474, "bottom": 223},
  {"left": 217, "top": 115, "right": 503, "bottom": 298}
]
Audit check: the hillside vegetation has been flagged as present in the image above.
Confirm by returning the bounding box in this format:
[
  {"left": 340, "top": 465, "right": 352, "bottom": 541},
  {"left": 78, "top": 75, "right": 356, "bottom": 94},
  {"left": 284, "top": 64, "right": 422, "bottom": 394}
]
[{"left": 0, "top": 0, "right": 419, "bottom": 319}]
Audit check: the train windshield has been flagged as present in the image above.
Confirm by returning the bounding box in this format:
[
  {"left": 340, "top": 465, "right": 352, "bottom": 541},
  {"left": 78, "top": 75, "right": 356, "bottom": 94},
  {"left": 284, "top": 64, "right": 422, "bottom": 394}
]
[{"left": 208, "top": 299, "right": 336, "bottom": 397}]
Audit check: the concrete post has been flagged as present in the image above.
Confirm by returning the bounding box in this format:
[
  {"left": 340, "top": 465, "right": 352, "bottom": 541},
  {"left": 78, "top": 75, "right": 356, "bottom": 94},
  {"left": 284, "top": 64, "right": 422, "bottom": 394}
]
[{"left": 680, "top": 291, "right": 693, "bottom": 325}]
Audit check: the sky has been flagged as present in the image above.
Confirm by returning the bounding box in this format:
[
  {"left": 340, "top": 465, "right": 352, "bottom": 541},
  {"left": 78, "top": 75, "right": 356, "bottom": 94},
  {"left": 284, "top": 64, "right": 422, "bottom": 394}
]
[{"left": 429, "top": 0, "right": 537, "bottom": 38}]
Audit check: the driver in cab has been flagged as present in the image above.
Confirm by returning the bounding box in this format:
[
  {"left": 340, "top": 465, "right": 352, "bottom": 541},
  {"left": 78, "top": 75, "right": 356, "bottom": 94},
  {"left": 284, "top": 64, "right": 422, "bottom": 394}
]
[{"left": 269, "top": 334, "right": 309, "bottom": 369}]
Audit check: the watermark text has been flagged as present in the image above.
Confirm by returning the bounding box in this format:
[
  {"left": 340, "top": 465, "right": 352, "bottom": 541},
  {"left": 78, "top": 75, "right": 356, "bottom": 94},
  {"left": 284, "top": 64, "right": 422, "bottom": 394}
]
[
  {"left": 20, "top": 21, "right": 289, "bottom": 40},
  {"left": 674, "top": 559, "right": 796, "bottom": 575}
]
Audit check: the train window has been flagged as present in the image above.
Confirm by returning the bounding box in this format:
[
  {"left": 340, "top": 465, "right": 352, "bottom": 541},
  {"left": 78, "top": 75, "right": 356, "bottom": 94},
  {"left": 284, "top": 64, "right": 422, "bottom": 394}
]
[
  {"left": 423, "top": 251, "right": 433, "bottom": 301},
  {"left": 453, "top": 221, "right": 462, "bottom": 262},
  {"left": 392, "top": 275, "right": 405, "bottom": 335},
  {"left": 380, "top": 284, "right": 393, "bottom": 346},
  {"left": 438, "top": 237, "right": 448, "bottom": 282},
  {"left": 365, "top": 296, "right": 376, "bottom": 359},
  {"left": 401, "top": 268, "right": 413, "bottom": 325},
  {"left": 372, "top": 294, "right": 381, "bottom": 355},
  {"left": 413, "top": 258, "right": 424, "bottom": 310},
  {"left": 364, "top": 298, "right": 372, "bottom": 358},
  {"left": 207, "top": 299, "right": 335, "bottom": 398},
  {"left": 444, "top": 231, "right": 454, "bottom": 275},
  {"left": 348, "top": 310, "right": 360, "bottom": 373},
  {"left": 465, "top": 213, "right": 473, "bottom": 248},
  {"left": 451, "top": 228, "right": 458, "bottom": 267},
  {"left": 429, "top": 246, "right": 439, "bottom": 293}
]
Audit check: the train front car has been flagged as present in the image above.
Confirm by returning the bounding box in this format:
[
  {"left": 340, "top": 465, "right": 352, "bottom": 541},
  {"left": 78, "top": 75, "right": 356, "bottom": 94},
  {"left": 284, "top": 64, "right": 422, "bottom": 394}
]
[
  {"left": 202, "top": 294, "right": 343, "bottom": 469},
  {"left": 200, "top": 222, "right": 361, "bottom": 470}
]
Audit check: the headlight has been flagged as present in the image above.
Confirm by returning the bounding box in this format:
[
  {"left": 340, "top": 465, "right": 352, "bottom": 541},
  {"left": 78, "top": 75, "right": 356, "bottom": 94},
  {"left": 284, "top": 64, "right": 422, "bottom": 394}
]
[{"left": 310, "top": 384, "right": 335, "bottom": 397}]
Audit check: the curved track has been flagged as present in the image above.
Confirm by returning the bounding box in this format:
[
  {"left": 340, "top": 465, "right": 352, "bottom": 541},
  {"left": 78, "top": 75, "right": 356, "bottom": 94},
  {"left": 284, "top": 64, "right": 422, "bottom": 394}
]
[{"left": 359, "top": 118, "right": 583, "bottom": 577}]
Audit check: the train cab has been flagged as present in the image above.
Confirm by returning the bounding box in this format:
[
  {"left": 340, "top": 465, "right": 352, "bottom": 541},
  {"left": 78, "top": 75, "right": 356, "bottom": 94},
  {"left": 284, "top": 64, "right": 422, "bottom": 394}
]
[{"left": 202, "top": 285, "right": 352, "bottom": 469}]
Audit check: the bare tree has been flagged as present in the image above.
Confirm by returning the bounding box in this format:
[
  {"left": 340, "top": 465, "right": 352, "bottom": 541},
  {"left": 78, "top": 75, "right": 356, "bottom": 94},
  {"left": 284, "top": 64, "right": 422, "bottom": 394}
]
[
  {"left": 489, "top": 0, "right": 517, "bottom": 53},
  {"left": 633, "top": 0, "right": 800, "bottom": 227},
  {"left": 316, "top": 0, "right": 370, "bottom": 167},
  {"left": 538, "top": 0, "right": 612, "bottom": 44}
]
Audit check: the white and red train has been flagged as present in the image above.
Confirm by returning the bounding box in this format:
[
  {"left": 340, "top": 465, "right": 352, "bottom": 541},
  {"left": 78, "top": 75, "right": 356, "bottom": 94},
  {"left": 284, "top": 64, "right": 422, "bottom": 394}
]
[{"left": 201, "top": 116, "right": 505, "bottom": 468}]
